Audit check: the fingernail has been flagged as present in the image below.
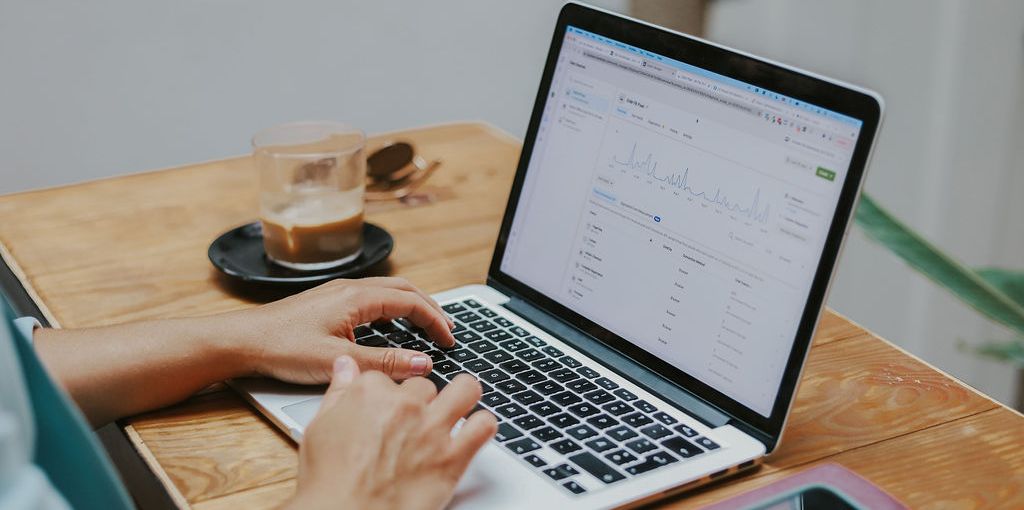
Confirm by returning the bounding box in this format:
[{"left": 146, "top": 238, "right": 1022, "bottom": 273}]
[
  {"left": 410, "top": 355, "right": 430, "bottom": 376},
  {"left": 333, "top": 356, "right": 356, "bottom": 383}
]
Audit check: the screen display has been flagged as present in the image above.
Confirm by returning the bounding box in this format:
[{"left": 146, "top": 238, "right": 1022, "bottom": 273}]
[{"left": 500, "top": 26, "right": 864, "bottom": 416}]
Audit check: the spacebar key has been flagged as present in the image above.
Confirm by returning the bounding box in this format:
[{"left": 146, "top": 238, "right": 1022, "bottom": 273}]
[{"left": 568, "top": 452, "right": 626, "bottom": 484}]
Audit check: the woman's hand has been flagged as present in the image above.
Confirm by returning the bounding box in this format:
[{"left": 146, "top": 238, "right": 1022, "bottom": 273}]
[
  {"left": 230, "top": 277, "right": 456, "bottom": 383},
  {"left": 288, "top": 356, "right": 497, "bottom": 510}
]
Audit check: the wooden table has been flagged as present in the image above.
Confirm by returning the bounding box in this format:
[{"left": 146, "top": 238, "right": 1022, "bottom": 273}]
[{"left": 1, "top": 122, "right": 1021, "bottom": 509}]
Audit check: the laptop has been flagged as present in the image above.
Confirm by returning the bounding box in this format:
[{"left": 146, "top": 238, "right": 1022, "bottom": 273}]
[{"left": 234, "top": 3, "right": 883, "bottom": 508}]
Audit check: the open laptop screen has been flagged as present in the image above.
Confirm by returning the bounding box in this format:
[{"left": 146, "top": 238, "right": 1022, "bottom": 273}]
[{"left": 498, "top": 26, "right": 865, "bottom": 418}]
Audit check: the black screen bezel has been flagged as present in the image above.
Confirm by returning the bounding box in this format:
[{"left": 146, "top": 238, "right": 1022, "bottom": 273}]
[{"left": 487, "top": 3, "right": 881, "bottom": 442}]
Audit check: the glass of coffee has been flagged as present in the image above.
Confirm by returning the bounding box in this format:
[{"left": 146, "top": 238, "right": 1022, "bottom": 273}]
[{"left": 253, "top": 122, "right": 366, "bottom": 271}]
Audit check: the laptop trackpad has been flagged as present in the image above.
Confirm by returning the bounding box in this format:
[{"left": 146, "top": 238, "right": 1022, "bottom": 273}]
[{"left": 282, "top": 396, "right": 323, "bottom": 428}]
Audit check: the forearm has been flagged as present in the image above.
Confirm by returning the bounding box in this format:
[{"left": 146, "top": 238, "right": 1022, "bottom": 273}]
[{"left": 33, "top": 311, "right": 258, "bottom": 427}]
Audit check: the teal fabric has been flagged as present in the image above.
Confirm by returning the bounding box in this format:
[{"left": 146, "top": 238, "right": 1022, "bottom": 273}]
[{"left": 2, "top": 297, "right": 134, "bottom": 510}]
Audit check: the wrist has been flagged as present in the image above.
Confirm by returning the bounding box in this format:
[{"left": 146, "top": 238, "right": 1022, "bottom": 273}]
[{"left": 189, "top": 309, "right": 265, "bottom": 379}]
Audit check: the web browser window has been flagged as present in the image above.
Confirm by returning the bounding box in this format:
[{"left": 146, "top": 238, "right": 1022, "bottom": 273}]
[{"left": 500, "top": 26, "right": 864, "bottom": 417}]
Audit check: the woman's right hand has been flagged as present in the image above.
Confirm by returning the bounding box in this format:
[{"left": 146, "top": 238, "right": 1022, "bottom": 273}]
[{"left": 287, "top": 356, "right": 498, "bottom": 510}]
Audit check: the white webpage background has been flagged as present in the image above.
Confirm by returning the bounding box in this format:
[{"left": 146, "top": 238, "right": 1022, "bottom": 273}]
[{"left": 501, "top": 31, "right": 861, "bottom": 416}]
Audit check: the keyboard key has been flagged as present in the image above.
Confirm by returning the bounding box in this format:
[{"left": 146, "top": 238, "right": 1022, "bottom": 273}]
[
  {"left": 451, "top": 323, "right": 466, "bottom": 334},
  {"left": 625, "top": 452, "right": 678, "bottom": 476},
  {"left": 484, "top": 330, "right": 512, "bottom": 342},
  {"left": 569, "top": 452, "right": 626, "bottom": 484},
  {"left": 673, "top": 424, "right": 698, "bottom": 437},
  {"left": 468, "top": 340, "right": 497, "bottom": 353},
  {"left": 511, "top": 390, "right": 543, "bottom": 406},
  {"left": 509, "top": 326, "right": 529, "bottom": 337},
  {"left": 607, "top": 426, "right": 639, "bottom": 442},
  {"left": 494, "top": 380, "right": 527, "bottom": 394},
  {"left": 495, "top": 423, "right": 523, "bottom": 442},
  {"left": 551, "top": 391, "right": 582, "bottom": 406},
  {"left": 587, "top": 414, "right": 619, "bottom": 429},
  {"left": 652, "top": 412, "right": 678, "bottom": 426},
  {"left": 634, "top": 400, "right": 658, "bottom": 414},
  {"left": 453, "top": 330, "right": 482, "bottom": 343},
  {"left": 478, "top": 307, "right": 498, "bottom": 318},
  {"left": 454, "top": 310, "right": 482, "bottom": 323},
  {"left": 444, "top": 370, "right": 468, "bottom": 381},
  {"left": 498, "top": 339, "right": 528, "bottom": 352},
  {"left": 516, "top": 348, "right": 544, "bottom": 362},
  {"left": 566, "top": 424, "right": 597, "bottom": 441},
  {"left": 613, "top": 388, "right": 638, "bottom": 401},
  {"left": 386, "top": 330, "right": 415, "bottom": 344},
  {"left": 494, "top": 403, "right": 527, "bottom": 418},
  {"left": 470, "top": 321, "right": 497, "bottom": 333},
  {"left": 595, "top": 377, "right": 619, "bottom": 390},
  {"left": 373, "top": 321, "right": 401, "bottom": 334},
  {"left": 494, "top": 317, "right": 514, "bottom": 328},
  {"left": 399, "top": 340, "right": 429, "bottom": 351},
  {"left": 433, "top": 360, "right": 459, "bottom": 374},
  {"left": 567, "top": 403, "right": 600, "bottom": 418},
  {"left": 640, "top": 424, "right": 673, "bottom": 440},
  {"left": 515, "top": 370, "right": 546, "bottom": 385},
  {"left": 550, "top": 369, "right": 580, "bottom": 383},
  {"left": 479, "top": 369, "right": 510, "bottom": 384},
  {"left": 463, "top": 359, "right": 494, "bottom": 373},
  {"left": 548, "top": 413, "right": 580, "bottom": 428},
  {"left": 533, "top": 381, "right": 563, "bottom": 396},
  {"left": 506, "top": 437, "right": 541, "bottom": 455},
  {"left": 512, "top": 415, "right": 544, "bottom": 430},
  {"left": 529, "top": 402, "right": 559, "bottom": 417},
  {"left": 480, "top": 382, "right": 494, "bottom": 394},
  {"left": 442, "top": 303, "right": 467, "bottom": 314},
  {"left": 523, "top": 454, "right": 546, "bottom": 467},
  {"left": 481, "top": 392, "right": 510, "bottom": 407},
  {"left": 585, "top": 436, "right": 616, "bottom": 453},
  {"left": 566, "top": 380, "right": 598, "bottom": 393},
  {"left": 605, "top": 449, "right": 637, "bottom": 466},
  {"left": 694, "top": 437, "right": 720, "bottom": 450},
  {"left": 356, "top": 334, "right": 388, "bottom": 347},
  {"left": 542, "top": 463, "right": 579, "bottom": 481},
  {"left": 449, "top": 349, "right": 477, "bottom": 362},
  {"left": 427, "top": 372, "right": 448, "bottom": 391},
  {"left": 354, "top": 325, "right": 374, "bottom": 338},
  {"left": 562, "top": 480, "right": 586, "bottom": 495},
  {"left": 483, "top": 350, "right": 514, "bottom": 363},
  {"left": 542, "top": 346, "right": 564, "bottom": 357},
  {"left": 532, "top": 426, "right": 563, "bottom": 442},
  {"left": 532, "top": 359, "right": 561, "bottom": 372},
  {"left": 499, "top": 360, "right": 530, "bottom": 374},
  {"left": 524, "top": 336, "right": 546, "bottom": 347},
  {"left": 427, "top": 350, "right": 448, "bottom": 362},
  {"left": 576, "top": 366, "right": 600, "bottom": 379},
  {"left": 625, "top": 438, "right": 657, "bottom": 454},
  {"left": 462, "top": 298, "right": 482, "bottom": 308},
  {"left": 602, "top": 401, "right": 633, "bottom": 416},
  {"left": 661, "top": 436, "right": 704, "bottom": 458},
  {"left": 584, "top": 389, "right": 615, "bottom": 405},
  {"left": 622, "top": 413, "right": 654, "bottom": 428},
  {"left": 550, "top": 439, "right": 582, "bottom": 455},
  {"left": 560, "top": 356, "right": 582, "bottom": 369}
]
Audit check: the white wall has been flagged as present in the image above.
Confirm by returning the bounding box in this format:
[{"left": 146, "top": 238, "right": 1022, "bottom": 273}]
[
  {"left": 707, "top": 0, "right": 1024, "bottom": 404},
  {"left": 0, "top": 0, "right": 625, "bottom": 193}
]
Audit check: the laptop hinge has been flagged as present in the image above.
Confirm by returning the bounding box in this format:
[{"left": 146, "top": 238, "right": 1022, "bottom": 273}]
[{"left": 494, "top": 287, "right": 731, "bottom": 429}]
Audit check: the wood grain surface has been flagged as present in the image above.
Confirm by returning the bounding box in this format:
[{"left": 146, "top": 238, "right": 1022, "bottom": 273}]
[{"left": 1, "top": 122, "right": 1020, "bottom": 509}]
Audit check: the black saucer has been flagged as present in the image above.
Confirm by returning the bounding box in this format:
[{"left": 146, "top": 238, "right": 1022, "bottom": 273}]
[{"left": 209, "top": 222, "right": 393, "bottom": 289}]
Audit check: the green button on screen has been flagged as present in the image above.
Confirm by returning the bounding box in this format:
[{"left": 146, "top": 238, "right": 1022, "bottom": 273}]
[{"left": 815, "top": 166, "right": 836, "bottom": 181}]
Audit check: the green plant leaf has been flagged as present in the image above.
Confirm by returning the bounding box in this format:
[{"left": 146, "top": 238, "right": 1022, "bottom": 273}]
[
  {"left": 854, "top": 194, "right": 1024, "bottom": 336},
  {"left": 976, "top": 268, "right": 1024, "bottom": 308},
  {"left": 973, "top": 338, "right": 1024, "bottom": 368}
]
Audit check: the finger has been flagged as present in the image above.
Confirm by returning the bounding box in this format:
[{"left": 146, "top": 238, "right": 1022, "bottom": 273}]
[
  {"left": 318, "top": 355, "right": 361, "bottom": 413},
  {"left": 401, "top": 376, "right": 439, "bottom": 403},
  {"left": 428, "top": 373, "right": 483, "bottom": 428},
  {"left": 357, "top": 277, "right": 452, "bottom": 328},
  {"left": 448, "top": 410, "right": 498, "bottom": 473},
  {"left": 352, "top": 287, "right": 456, "bottom": 348},
  {"left": 347, "top": 344, "right": 433, "bottom": 379}
]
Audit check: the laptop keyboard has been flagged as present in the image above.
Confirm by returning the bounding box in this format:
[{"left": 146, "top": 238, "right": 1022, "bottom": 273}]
[{"left": 354, "top": 297, "right": 724, "bottom": 496}]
